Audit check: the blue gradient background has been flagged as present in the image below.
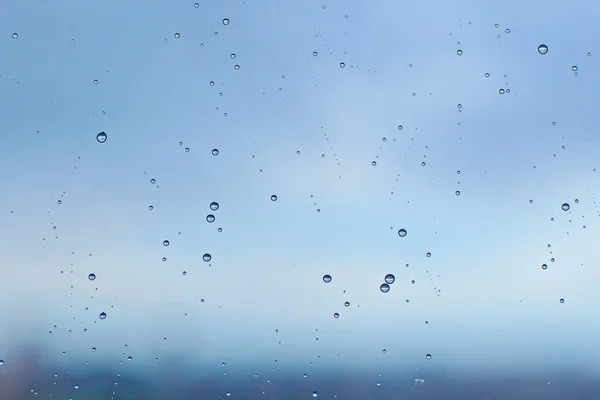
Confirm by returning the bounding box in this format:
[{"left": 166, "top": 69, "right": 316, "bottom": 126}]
[{"left": 1, "top": 0, "right": 600, "bottom": 398}]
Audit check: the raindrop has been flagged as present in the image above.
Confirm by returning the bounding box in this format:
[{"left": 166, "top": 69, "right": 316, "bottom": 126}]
[
  {"left": 455, "top": 191, "right": 461, "bottom": 196},
  {"left": 0, "top": 360, "right": 4, "bottom": 366},
  {"left": 163, "top": 240, "right": 170, "bottom": 247},
  {"left": 99, "top": 312, "right": 107, "bottom": 320},
  {"left": 194, "top": 2, "right": 199, "bottom": 7},
  {"left": 372, "top": 161, "right": 377, "bottom": 166},
  {"left": 587, "top": 52, "right": 592, "bottom": 56},
  {"left": 426, "top": 252, "right": 431, "bottom": 257},
  {"left": 209, "top": 81, "right": 215, "bottom": 86},
  {"left": 382, "top": 349, "right": 387, "bottom": 354},
  {"left": 380, "top": 283, "right": 390, "bottom": 293},
  {"left": 456, "top": 49, "right": 463, "bottom": 56},
  {"left": 149, "top": 205, "right": 153, "bottom": 210},
  {"left": 398, "top": 228, "right": 407, "bottom": 237},
  {"left": 397, "top": 125, "right": 403, "bottom": 130},
  {"left": 499, "top": 89, "right": 505, "bottom": 95},
  {"left": 339, "top": 62, "right": 345, "bottom": 68},
  {"left": 333, "top": 313, "right": 339, "bottom": 318},
  {"left": 222, "top": 18, "right": 230, "bottom": 25},
  {"left": 210, "top": 202, "right": 219, "bottom": 211},
  {"left": 12, "top": 33, "right": 18, "bottom": 39},
  {"left": 421, "top": 162, "right": 426, "bottom": 166},
  {"left": 384, "top": 274, "right": 395, "bottom": 284},
  {"left": 234, "top": 64, "right": 240, "bottom": 70},
  {"left": 271, "top": 195, "right": 278, "bottom": 201},
  {"left": 185, "top": 147, "right": 190, "bottom": 152},
  {"left": 150, "top": 179, "right": 156, "bottom": 184},
  {"left": 559, "top": 298, "right": 565, "bottom": 304},
  {"left": 312, "top": 392, "right": 318, "bottom": 398},
  {"left": 57, "top": 200, "right": 62, "bottom": 205},
  {"left": 574, "top": 198, "right": 579, "bottom": 203},
  {"left": 203, "top": 253, "right": 212, "bottom": 262},
  {"left": 485, "top": 73, "right": 490, "bottom": 78},
  {"left": 542, "top": 264, "right": 548, "bottom": 270},
  {"left": 96, "top": 132, "right": 107, "bottom": 143},
  {"left": 206, "top": 214, "right": 215, "bottom": 223},
  {"left": 505, "top": 28, "right": 510, "bottom": 33},
  {"left": 344, "top": 301, "right": 350, "bottom": 307},
  {"left": 538, "top": 44, "right": 548, "bottom": 54},
  {"left": 561, "top": 203, "right": 570, "bottom": 211},
  {"left": 174, "top": 33, "right": 180, "bottom": 39},
  {"left": 313, "top": 51, "right": 318, "bottom": 56},
  {"left": 93, "top": 79, "right": 98, "bottom": 84},
  {"left": 162, "top": 257, "right": 167, "bottom": 262},
  {"left": 88, "top": 273, "right": 96, "bottom": 281},
  {"left": 323, "top": 274, "right": 332, "bottom": 283},
  {"left": 426, "top": 353, "right": 432, "bottom": 360}
]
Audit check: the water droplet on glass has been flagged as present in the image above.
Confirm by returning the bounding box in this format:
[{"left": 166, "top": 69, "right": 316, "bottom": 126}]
[
  {"left": 398, "top": 228, "right": 407, "bottom": 237},
  {"left": 150, "top": 178, "right": 156, "bottom": 184},
  {"left": 93, "top": 79, "right": 98, "bottom": 84},
  {"left": 426, "top": 353, "right": 432, "bottom": 360},
  {"left": 382, "top": 349, "right": 387, "bottom": 354},
  {"left": 203, "top": 253, "right": 212, "bottom": 262},
  {"left": 234, "top": 64, "right": 240, "bottom": 70},
  {"left": 426, "top": 252, "right": 431, "bottom": 257},
  {"left": 339, "top": 62, "right": 345, "bottom": 68},
  {"left": 174, "top": 33, "right": 180, "bottom": 39},
  {"left": 398, "top": 125, "right": 403, "bottom": 130},
  {"left": 572, "top": 65, "right": 578, "bottom": 72},
  {"left": 421, "top": 161, "right": 426, "bottom": 166},
  {"left": 538, "top": 44, "right": 548, "bottom": 54},
  {"left": 313, "top": 51, "right": 318, "bottom": 56},
  {"left": 323, "top": 274, "right": 332, "bottom": 283},
  {"left": 505, "top": 28, "right": 510, "bottom": 33},
  {"left": 344, "top": 301, "right": 350, "bottom": 307},
  {"left": 162, "top": 257, "right": 167, "bottom": 262},
  {"left": 12, "top": 33, "right": 18, "bottom": 39},
  {"left": 206, "top": 214, "right": 215, "bottom": 223},
  {"left": 163, "top": 240, "right": 170, "bottom": 247},
  {"left": 96, "top": 132, "right": 107, "bottom": 143},
  {"left": 88, "top": 273, "right": 96, "bottom": 281},
  {"left": 456, "top": 49, "right": 463, "bottom": 56},
  {"left": 542, "top": 264, "right": 548, "bottom": 270},
  {"left": 499, "top": 89, "right": 505, "bottom": 95},
  {"left": 271, "top": 195, "right": 278, "bottom": 201},
  {"left": 223, "top": 18, "right": 230, "bottom": 25},
  {"left": 380, "top": 283, "right": 390, "bottom": 293},
  {"left": 561, "top": 203, "right": 570, "bottom": 211},
  {"left": 485, "top": 72, "right": 490, "bottom": 78},
  {"left": 372, "top": 161, "right": 377, "bottom": 166},
  {"left": 99, "top": 312, "right": 107, "bottom": 320},
  {"left": 560, "top": 298, "right": 565, "bottom": 303},
  {"left": 384, "top": 274, "right": 395, "bottom": 284},
  {"left": 312, "top": 392, "right": 318, "bottom": 398},
  {"left": 334, "top": 313, "right": 339, "bottom": 318},
  {"left": 0, "top": 360, "right": 4, "bottom": 366},
  {"left": 57, "top": 200, "right": 62, "bottom": 204},
  {"left": 210, "top": 202, "right": 219, "bottom": 211},
  {"left": 194, "top": 2, "right": 199, "bottom": 7}
]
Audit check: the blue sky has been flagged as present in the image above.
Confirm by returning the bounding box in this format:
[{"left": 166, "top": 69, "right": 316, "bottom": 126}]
[{"left": 1, "top": 0, "right": 600, "bottom": 397}]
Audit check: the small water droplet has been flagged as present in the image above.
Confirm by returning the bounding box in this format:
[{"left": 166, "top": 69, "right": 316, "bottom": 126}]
[
  {"left": 0, "top": 360, "right": 4, "bottom": 366},
  {"left": 88, "top": 273, "right": 96, "bottom": 281},
  {"left": 96, "top": 132, "right": 107, "bottom": 143},
  {"left": 203, "top": 253, "right": 212, "bottom": 262},
  {"left": 499, "top": 89, "right": 505, "bottom": 95},
  {"left": 561, "top": 203, "right": 570, "bottom": 211},
  {"left": 542, "top": 264, "right": 548, "bottom": 270},
  {"left": 334, "top": 313, "right": 339, "bottom": 318},
  {"left": 372, "top": 161, "right": 377, "bottom": 166},
  {"left": 313, "top": 51, "right": 318, "bottom": 56},
  {"left": 206, "top": 214, "right": 215, "bottom": 223},
  {"left": 456, "top": 49, "right": 463, "bottom": 56},
  {"left": 538, "top": 44, "right": 548, "bottom": 54},
  {"left": 194, "top": 2, "right": 199, "bottom": 7},
  {"left": 485, "top": 73, "right": 490, "bottom": 78},
  {"left": 174, "top": 33, "right": 180, "bottom": 39},
  {"left": 234, "top": 64, "right": 240, "bottom": 70},
  {"left": 271, "top": 195, "right": 278, "bottom": 201},
  {"left": 222, "top": 18, "right": 230, "bottom": 25},
  {"left": 57, "top": 200, "right": 62, "bottom": 205},
  {"left": 210, "top": 202, "right": 219, "bottom": 211},
  {"left": 12, "top": 33, "right": 18, "bottom": 39},
  {"left": 398, "top": 228, "right": 407, "bottom": 237},
  {"left": 384, "top": 274, "right": 395, "bottom": 284},
  {"left": 559, "top": 298, "right": 565, "bottom": 304},
  {"left": 323, "top": 274, "right": 332, "bottom": 283},
  {"left": 339, "top": 62, "right": 345, "bottom": 68},
  {"left": 344, "top": 301, "right": 350, "bottom": 307},
  {"left": 380, "top": 283, "right": 390, "bottom": 293},
  {"left": 163, "top": 240, "right": 170, "bottom": 247},
  {"left": 162, "top": 257, "right": 167, "bottom": 262},
  {"left": 505, "top": 28, "right": 510, "bottom": 33},
  {"left": 149, "top": 205, "right": 153, "bottom": 210},
  {"left": 398, "top": 125, "right": 403, "bottom": 130},
  {"left": 150, "top": 178, "right": 156, "bottom": 184},
  {"left": 93, "top": 79, "right": 98, "bottom": 84},
  {"left": 312, "top": 392, "right": 318, "bottom": 398},
  {"left": 99, "top": 312, "right": 107, "bottom": 320},
  {"left": 572, "top": 65, "right": 578, "bottom": 72},
  {"left": 426, "top": 353, "right": 432, "bottom": 360},
  {"left": 426, "top": 252, "right": 431, "bottom": 257}
]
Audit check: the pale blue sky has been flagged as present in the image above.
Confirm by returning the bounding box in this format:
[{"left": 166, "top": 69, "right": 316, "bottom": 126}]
[{"left": 1, "top": 0, "right": 600, "bottom": 397}]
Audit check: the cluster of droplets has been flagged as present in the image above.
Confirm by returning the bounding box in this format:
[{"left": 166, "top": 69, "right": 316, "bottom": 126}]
[{"left": 380, "top": 274, "right": 395, "bottom": 293}]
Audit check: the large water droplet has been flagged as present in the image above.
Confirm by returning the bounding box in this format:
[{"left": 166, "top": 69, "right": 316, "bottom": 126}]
[
  {"left": 163, "top": 240, "right": 170, "bottom": 247},
  {"left": 397, "top": 229, "right": 407, "bottom": 239},
  {"left": 203, "top": 253, "right": 212, "bottom": 262},
  {"left": 271, "top": 195, "right": 278, "bottom": 201},
  {"left": 380, "top": 283, "right": 390, "bottom": 293},
  {"left": 384, "top": 274, "right": 395, "bottom": 284},
  {"left": 538, "top": 44, "right": 548, "bottom": 54},
  {"left": 559, "top": 298, "right": 565, "bottom": 303},
  {"left": 542, "top": 264, "right": 548, "bottom": 270},
  {"left": 150, "top": 178, "right": 156, "bottom": 184},
  {"left": 456, "top": 49, "right": 463, "bottom": 56},
  {"left": 88, "top": 273, "right": 96, "bottom": 281},
  {"left": 174, "top": 33, "right": 180, "bottom": 39},
  {"left": 572, "top": 65, "right": 578, "bottom": 72},
  {"left": 210, "top": 202, "right": 219, "bottom": 211},
  {"left": 426, "top": 353, "right": 432, "bottom": 360},
  {"left": 99, "top": 312, "right": 107, "bottom": 320},
  {"left": 223, "top": 18, "right": 230, "bottom": 25},
  {"left": 96, "top": 132, "right": 107, "bottom": 143},
  {"left": 12, "top": 33, "right": 18, "bottom": 39},
  {"left": 339, "top": 62, "right": 345, "bottom": 68},
  {"left": 323, "top": 274, "right": 332, "bottom": 283},
  {"left": 212, "top": 148, "right": 219, "bottom": 156},
  {"left": 206, "top": 214, "right": 215, "bottom": 223},
  {"left": 333, "top": 313, "right": 339, "bottom": 318},
  {"left": 344, "top": 301, "right": 350, "bottom": 307},
  {"left": 194, "top": 2, "right": 199, "bottom": 7},
  {"left": 312, "top": 391, "right": 318, "bottom": 398},
  {"left": 499, "top": 89, "right": 505, "bottom": 95},
  {"left": 561, "top": 203, "right": 570, "bottom": 211}
]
